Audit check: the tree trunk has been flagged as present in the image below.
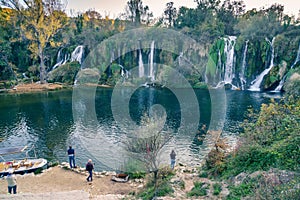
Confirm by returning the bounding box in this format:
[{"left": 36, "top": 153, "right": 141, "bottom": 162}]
[{"left": 38, "top": 44, "right": 46, "bottom": 84}]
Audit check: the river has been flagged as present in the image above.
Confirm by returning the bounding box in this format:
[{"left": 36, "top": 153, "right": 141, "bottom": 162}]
[{"left": 0, "top": 88, "right": 281, "bottom": 171}]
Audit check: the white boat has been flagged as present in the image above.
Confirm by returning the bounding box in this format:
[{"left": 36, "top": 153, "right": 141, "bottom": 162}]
[{"left": 0, "top": 145, "right": 47, "bottom": 176}]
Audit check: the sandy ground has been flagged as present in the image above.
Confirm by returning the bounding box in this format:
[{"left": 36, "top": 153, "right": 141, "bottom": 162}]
[
  {"left": 9, "top": 83, "right": 65, "bottom": 93},
  {"left": 0, "top": 166, "right": 139, "bottom": 199}
]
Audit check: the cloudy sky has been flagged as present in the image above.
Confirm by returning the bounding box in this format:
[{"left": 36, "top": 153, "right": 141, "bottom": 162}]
[{"left": 65, "top": 0, "right": 299, "bottom": 18}]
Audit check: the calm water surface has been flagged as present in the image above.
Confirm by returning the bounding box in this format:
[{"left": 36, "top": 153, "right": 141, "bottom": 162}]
[{"left": 0, "top": 88, "right": 280, "bottom": 171}]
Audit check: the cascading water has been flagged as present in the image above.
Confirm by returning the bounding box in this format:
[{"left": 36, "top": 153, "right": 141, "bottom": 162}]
[
  {"left": 215, "top": 36, "right": 237, "bottom": 89},
  {"left": 52, "top": 48, "right": 64, "bottom": 70},
  {"left": 71, "top": 45, "right": 84, "bottom": 65},
  {"left": 273, "top": 76, "right": 286, "bottom": 92},
  {"left": 148, "top": 41, "right": 155, "bottom": 81},
  {"left": 223, "top": 36, "right": 236, "bottom": 85},
  {"left": 138, "top": 48, "right": 144, "bottom": 78},
  {"left": 239, "top": 40, "right": 249, "bottom": 90},
  {"left": 52, "top": 48, "right": 70, "bottom": 70},
  {"left": 273, "top": 42, "right": 300, "bottom": 92},
  {"left": 291, "top": 42, "right": 300, "bottom": 69},
  {"left": 249, "top": 37, "right": 276, "bottom": 91}
]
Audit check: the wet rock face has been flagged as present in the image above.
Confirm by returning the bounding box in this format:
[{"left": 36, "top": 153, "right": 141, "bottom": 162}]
[{"left": 284, "top": 72, "right": 300, "bottom": 95}]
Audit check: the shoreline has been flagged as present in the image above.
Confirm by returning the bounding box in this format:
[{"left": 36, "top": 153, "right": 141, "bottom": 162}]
[{"left": 0, "top": 164, "right": 141, "bottom": 199}]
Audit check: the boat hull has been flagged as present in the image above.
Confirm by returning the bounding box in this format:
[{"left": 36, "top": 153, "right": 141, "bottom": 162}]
[{"left": 0, "top": 158, "right": 47, "bottom": 176}]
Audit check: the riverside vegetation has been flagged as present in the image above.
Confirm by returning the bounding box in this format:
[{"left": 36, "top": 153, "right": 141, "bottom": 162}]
[
  {"left": 0, "top": 0, "right": 299, "bottom": 92},
  {"left": 127, "top": 94, "right": 299, "bottom": 200},
  {"left": 0, "top": 1, "right": 299, "bottom": 199}
]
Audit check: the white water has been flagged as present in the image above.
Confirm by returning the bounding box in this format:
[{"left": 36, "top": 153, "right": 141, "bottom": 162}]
[
  {"left": 138, "top": 48, "right": 144, "bottom": 78},
  {"left": 71, "top": 45, "right": 84, "bottom": 65},
  {"left": 52, "top": 49, "right": 65, "bottom": 70},
  {"left": 223, "top": 36, "right": 236, "bottom": 84},
  {"left": 119, "top": 64, "right": 129, "bottom": 78},
  {"left": 214, "top": 36, "right": 237, "bottom": 89},
  {"left": 291, "top": 42, "right": 300, "bottom": 69},
  {"left": 240, "top": 40, "right": 249, "bottom": 90},
  {"left": 249, "top": 37, "right": 276, "bottom": 91},
  {"left": 272, "top": 42, "right": 300, "bottom": 92},
  {"left": 273, "top": 75, "right": 286, "bottom": 92},
  {"left": 148, "top": 41, "right": 155, "bottom": 81}
]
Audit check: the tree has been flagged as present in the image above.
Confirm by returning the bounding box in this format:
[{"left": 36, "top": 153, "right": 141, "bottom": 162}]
[
  {"left": 164, "top": 2, "right": 177, "bottom": 27},
  {"left": 217, "top": 0, "right": 245, "bottom": 35},
  {"left": 124, "top": 0, "right": 153, "bottom": 26},
  {"left": 0, "top": 8, "right": 16, "bottom": 80},
  {"left": 125, "top": 113, "right": 172, "bottom": 186},
  {"left": 0, "top": 0, "right": 68, "bottom": 83},
  {"left": 235, "top": 4, "right": 285, "bottom": 40}
]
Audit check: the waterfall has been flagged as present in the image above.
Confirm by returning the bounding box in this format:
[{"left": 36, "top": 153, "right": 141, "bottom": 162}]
[
  {"left": 273, "top": 42, "right": 300, "bottom": 92},
  {"left": 223, "top": 36, "right": 236, "bottom": 85},
  {"left": 273, "top": 75, "right": 286, "bottom": 92},
  {"left": 214, "top": 36, "right": 237, "bottom": 89},
  {"left": 291, "top": 42, "right": 300, "bottom": 69},
  {"left": 138, "top": 48, "right": 144, "bottom": 78},
  {"left": 110, "top": 51, "right": 115, "bottom": 64},
  {"left": 240, "top": 40, "right": 249, "bottom": 90},
  {"left": 148, "top": 41, "right": 155, "bottom": 81},
  {"left": 71, "top": 45, "right": 84, "bottom": 65},
  {"left": 249, "top": 37, "right": 276, "bottom": 91},
  {"left": 52, "top": 48, "right": 65, "bottom": 70}
]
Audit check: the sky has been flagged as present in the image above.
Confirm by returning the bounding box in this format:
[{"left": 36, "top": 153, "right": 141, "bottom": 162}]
[{"left": 65, "top": 0, "right": 300, "bottom": 18}]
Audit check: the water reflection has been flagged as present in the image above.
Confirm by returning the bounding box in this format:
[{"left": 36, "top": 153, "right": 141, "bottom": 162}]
[{"left": 0, "top": 89, "right": 276, "bottom": 170}]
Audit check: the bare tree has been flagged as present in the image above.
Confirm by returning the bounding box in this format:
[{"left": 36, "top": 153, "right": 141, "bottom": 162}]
[{"left": 125, "top": 113, "right": 172, "bottom": 183}]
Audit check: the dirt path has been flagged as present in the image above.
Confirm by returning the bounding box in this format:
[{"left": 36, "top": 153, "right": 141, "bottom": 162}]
[{"left": 0, "top": 166, "right": 138, "bottom": 199}]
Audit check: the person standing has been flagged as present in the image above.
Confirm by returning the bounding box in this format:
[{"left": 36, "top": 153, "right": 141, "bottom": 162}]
[
  {"left": 86, "top": 159, "right": 94, "bottom": 182},
  {"left": 67, "top": 146, "right": 76, "bottom": 168},
  {"left": 170, "top": 150, "right": 176, "bottom": 170},
  {"left": 6, "top": 170, "right": 17, "bottom": 194}
]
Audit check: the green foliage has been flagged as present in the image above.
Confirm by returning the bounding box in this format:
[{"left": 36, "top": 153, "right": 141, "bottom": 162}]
[
  {"left": 47, "top": 62, "right": 80, "bottom": 84},
  {"left": 187, "top": 181, "right": 208, "bottom": 197},
  {"left": 221, "top": 97, "right": 300, "bottom": 177},
  {"left": 199, "top": 171, "right": 208, "bottom": 178},
  {"left": 213, "top": 183, "right": 222, "bottom": 195},
  {"left": 137, "top": 166, "right": 175, "bottom": 200},
  {"left": 227, "top": 182, "right": 256, "bottom": 200}
]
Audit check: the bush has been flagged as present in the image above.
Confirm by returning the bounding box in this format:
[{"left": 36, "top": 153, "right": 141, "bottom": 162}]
[
  {"left": 221, "top": 97, "right": 300, "bottom": 177},
  {"left": 213, "top": 183, "right": 222, "bottom": 195},
  {"left": 199, "top": 171, "right": 208, "bottom": 178},
  {"left": 187, "top": 181, "right": 208, "bottom": 197}
]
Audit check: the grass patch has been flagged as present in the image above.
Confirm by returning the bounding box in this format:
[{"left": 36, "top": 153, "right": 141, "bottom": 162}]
[
  {"left": 213, "top": 183, "right": 222, "bottom": 195},
  {"left": 227, "top": 182, "right": 256, "bottom": 200},
  {"left": 187, "top": 181, "right": 209, "bottom": 197},
  {"left": 199, "top": 171, "right": 208, "bottom": 178},
  {"left": 137, "top": 167, "right": 175, "bottom": 200}
]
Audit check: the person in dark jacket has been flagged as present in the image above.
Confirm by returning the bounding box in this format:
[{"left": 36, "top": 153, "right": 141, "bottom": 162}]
[
  {"left": 170, "top": 150, "right": 176, "bottom": 170},
  {"left": 67, "top": 146, "right": 76, "bottom": 168},
  {"left": 86, "top": 159, "right": 94, "bottom": 182}
]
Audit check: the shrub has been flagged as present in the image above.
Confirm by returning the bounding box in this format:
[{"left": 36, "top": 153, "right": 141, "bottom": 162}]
[
  {"left": 213, "top": 183, "right": 222, "bottom": 195},
  {"left": 187, "top": 181, "right": 208, "bottom": 197}
]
